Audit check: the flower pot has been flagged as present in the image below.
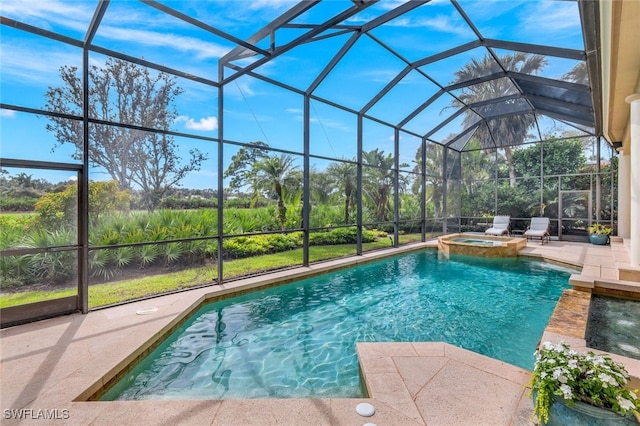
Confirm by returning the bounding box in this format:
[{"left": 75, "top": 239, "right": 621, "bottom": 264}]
[
  {"left": 589, "top": 233, "right": 609, "bottom": 245},
  {"left": 541, "top": 396, "right": 638, "bottom": 426}
]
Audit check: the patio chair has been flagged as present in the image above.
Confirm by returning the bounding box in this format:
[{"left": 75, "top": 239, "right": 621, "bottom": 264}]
[
  {"left": 523, "top": 217, "right": 551, "bottom": 244},
  {"left": 485, "top": 215, "right": 510, "bottom": 236}
]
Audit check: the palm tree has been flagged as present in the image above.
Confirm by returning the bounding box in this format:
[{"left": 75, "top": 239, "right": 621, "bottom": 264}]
[
  {"left": 450, "top": 52, "right": 547, "bottom": 187},
  {"left": 362, "top": 149, "right": 408, "bottom": 222},
  {"left": 415, "top": 143, "right": 445, "bottom": 218},
  {"left": 563, "top": 62, "right": 589, "bottom": 85},
  {"left": 252, "top": 154, "right": 300, "bottom": 224},
  {"left": 326, "top": 160, "right": 357, "bottom": 224}
]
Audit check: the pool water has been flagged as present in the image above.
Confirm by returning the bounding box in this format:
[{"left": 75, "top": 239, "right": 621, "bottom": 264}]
[
  {"left": 451, "top": 237, "right": 502, "bottom": 246},
  {"left": 587, "top": 295, "right": 640, "bottom": 360},
  {"left": 101, "top": 251, "right": 574, "bottom": 400}
]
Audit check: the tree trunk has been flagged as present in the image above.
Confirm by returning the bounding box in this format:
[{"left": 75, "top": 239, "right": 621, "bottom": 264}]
[
  {"left": 275, "top": 182, "right": 286, "bottom": 224},
  {"left": 504, "top": 146, "right": 517, "bottom": 187}
]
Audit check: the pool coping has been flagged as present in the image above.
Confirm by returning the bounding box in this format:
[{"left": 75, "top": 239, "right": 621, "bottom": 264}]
[{"left": 2, "top": 239, "right": 639, "bottom": 425}]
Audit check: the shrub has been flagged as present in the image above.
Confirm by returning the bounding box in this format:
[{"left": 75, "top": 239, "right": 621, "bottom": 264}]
[
  {"left": 0, "top": 196, "right": 37, "bottom": 212},
  {"left": 223, "top": 233, "right": 301, "bottom": 258},
  {"left": 309, "top": 227, "right": 378, "bottom": 245},
  {"left": 36, "top": 181, "right": 130, "bottom": 228}
]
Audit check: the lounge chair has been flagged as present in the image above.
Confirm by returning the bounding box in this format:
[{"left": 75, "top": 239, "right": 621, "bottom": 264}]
[
  {"left": 485, "top": 215, "right": 510, "bottom": 236},
  {"left": 524, "top": 217, "right": 550, "bottom": 244}
]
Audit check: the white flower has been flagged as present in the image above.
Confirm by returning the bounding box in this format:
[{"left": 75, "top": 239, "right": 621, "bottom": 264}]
[
  {"left": 553, "top": 368, "right": 568, "bottom": 384},
  {"left": 560, "top": 384, "right": 573, "bottom": 399},
  {"left": 617, "top": 396, "right": 635, "bottom": 411},
  {"left": 567, "top": 359, "right": 578, "bottom": 369},
  {"left": 593, "top": 356, "right": 606, "bottom": 366},
  {"left": 542, "top": 341, "right": 555, "bottom": 351},
  {"left": 598, "top": 373, "right": 617, "bottom": 387}
]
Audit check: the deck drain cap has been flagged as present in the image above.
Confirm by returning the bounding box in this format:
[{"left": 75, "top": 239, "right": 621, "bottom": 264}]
[
  {"left": 136, "top": 307, "right": 158, "bottom": 315},
  {"left": 356, "top": 403, "right": 375, "bottom": 417}
]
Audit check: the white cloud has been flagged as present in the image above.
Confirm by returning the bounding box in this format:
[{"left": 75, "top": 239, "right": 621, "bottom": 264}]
[
  {"left": 520, "top": 1, "right": 580, "bottom": 33},
  {"left": 0, "top": 41, "right": 81, "bottom": 85},
  {"left": 286, "top": 108, "right": 303, "bottom": 114},
  {"left": 1, "top": 109, "right": 17, "bottom": 118},
  {"left": 247, "top": 0, "right": 298, "bottom": 11},
  {"left": 177, "top": 116, "right": 218, "bottom": 131},
  {"left": 98, "top": 26, "right": 230, "bottom": 60},
  {"left": 0, "top": 0, "right": 93, "bottom": 33}
]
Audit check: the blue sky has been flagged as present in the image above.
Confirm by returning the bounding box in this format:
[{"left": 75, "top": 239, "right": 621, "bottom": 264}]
[{"left": 0, "top": 0, "right": 590, "bottom": 189}]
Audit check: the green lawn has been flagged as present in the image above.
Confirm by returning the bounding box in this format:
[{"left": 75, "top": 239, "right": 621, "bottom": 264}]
[{"left": 0, "top": 239, "right": 393, "bottom": 309}]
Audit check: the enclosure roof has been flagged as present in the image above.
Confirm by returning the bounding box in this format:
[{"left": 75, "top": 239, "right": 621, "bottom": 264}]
[{"left": 0, "top": 0, "right": 601, "bottom": 152}]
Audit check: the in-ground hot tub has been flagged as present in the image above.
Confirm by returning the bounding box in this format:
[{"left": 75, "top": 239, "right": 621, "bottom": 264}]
[{"left": 438, "top": 233, "right": 527, "bottom": 258}]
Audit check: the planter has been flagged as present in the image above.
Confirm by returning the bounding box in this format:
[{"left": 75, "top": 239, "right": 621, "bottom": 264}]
[
  {"left": 541, "top": 396, "right": 639, "bottom": 426},
  {"left": 589, "top": 233, "right": 610, "bottom": 245}
]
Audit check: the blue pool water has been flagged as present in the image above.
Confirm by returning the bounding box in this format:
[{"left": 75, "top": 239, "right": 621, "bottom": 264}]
[
  {"left": 451, "top": 237, "right": 502, "bottom": 246},
  {"left": 101, "top": 251, "right": 574, "bottom": 400}
]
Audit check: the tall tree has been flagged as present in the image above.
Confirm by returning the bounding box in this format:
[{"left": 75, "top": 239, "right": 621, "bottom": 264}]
[
  {"left": 224, "top": 144, "right": 300, "bottom": 224},
  {"left": 252, "top": 154, "right": 300, "bottom": 223},
  {"left": 362, "top": 149, "right": 408, "bottom": 222},
  {"left": 44, "top": 58, "right": 207, "bottom": 210},
  {"left": 413, "top": 143, "right": 444, "bottom": 218},
  {"left": 450, "top": 52, "right": 547, "bottom": 187},
  {"left": 326, "top": 160, "right": 357, "bottom": 224},
  {"left": 224, "top": 141, "right": 270, "bottom": 194}
]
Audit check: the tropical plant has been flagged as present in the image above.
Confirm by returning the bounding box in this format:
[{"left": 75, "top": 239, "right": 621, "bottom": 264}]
[
  {"left": 588, "top": 223, "right": 613, "bottom": 235},
  {"left": 448, "top": 52, "right": 548, "bottom": 187},
  {"left": 363, "top": 149, "right": 408, "bottom": 222},
  {"left": 529, "top": 341, "right": 640, "bottom": 424},
  {"left": 224, "top": 142, "right": 301, "bottom": 225},
  {"left": 326, "top": 160, "right": 357, "bottom": 224},
  {"left": 251, "top": 154, "right": 301, "bottom": 224},
  {"left": 414, "top": 143, "right": 445, "bottom": 218}
]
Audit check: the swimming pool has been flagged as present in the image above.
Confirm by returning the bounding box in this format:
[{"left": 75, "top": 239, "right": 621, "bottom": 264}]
[{"left": 100, "top": 250, "right": 574, "bottom": 400}]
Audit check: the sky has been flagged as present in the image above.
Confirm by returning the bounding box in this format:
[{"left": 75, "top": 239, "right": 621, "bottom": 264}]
[{"left": 0, "top": 0, "right": 591, "bottom": 189}]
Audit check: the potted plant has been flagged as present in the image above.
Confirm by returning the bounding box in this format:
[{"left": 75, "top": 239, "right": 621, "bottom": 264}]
[
  {"left": 588, "top": 223, "right": 613, "bottom": 245},
  {"left": 529, "top": 341, "right": 640, "bottom": 425}
]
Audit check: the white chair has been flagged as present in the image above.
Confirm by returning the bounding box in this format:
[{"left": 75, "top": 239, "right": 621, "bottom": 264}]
[
  {"left": 524, "top": 217, "right": 551, "bottom": 244},
  {"left": 485, "top": 215, "right": 510, "bottom": 236}
]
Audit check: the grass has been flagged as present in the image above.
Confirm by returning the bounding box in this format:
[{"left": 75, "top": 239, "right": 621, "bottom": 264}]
[{"left": 0, "top": 239, "right": 394, "bottom": 309}]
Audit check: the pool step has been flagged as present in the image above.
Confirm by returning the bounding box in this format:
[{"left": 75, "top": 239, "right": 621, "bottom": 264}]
[
  {"left": 610, "top": 237, "right": 640, "bottom": 283},
  {"left": 570, "top": 273, "right": 640, "bottom": 299}
]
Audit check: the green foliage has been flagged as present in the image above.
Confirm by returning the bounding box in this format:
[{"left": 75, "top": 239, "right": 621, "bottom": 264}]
[
  {"left": 1, "top": 229, "right": 77, "bottom": 288},
  {"left": 308, "top": 227, "right": 378, "bottom": 245},
  {"left": 223, "top": 233, "right": 302, "bottom": 258},
  {"left": 512, "top": 138, "right": 587, "bottom": 177},
  {"left": 160, "top": 196, "right": 216, "bottom": 209},
  {"left": 0, "top": 240, "right": 391, "bottom": 309},
  {"left": 35, "top": 181, "right": 131, "bottom": 228},
  {"left": 0, "top": 214, "right": 37, "bottom": 249},
  {"left": 529, "top": 341, "right": 640, "bottom": 424},
  {"left": 0, "top": 196, "right": 37, "bottom": 212},
  {"left": 309, "top": 204, "right": 347, "bottom": 228},
  {"left": 587, "top": 223, "right": 612, "bottom": 235}
]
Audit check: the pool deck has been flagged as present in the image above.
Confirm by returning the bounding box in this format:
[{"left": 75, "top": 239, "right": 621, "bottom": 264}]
[{"left": 2, "top": 238, "right": 640, "bottom": 425}]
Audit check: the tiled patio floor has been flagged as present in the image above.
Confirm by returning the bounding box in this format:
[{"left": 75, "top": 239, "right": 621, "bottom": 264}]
[{"left": 2, "top": 239, "right": 639, "bottom": 425}]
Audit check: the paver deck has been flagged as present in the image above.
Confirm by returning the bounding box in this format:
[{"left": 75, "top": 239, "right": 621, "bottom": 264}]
[{"left": 2, "top": 239, "right": 639, "bottom": 425}]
